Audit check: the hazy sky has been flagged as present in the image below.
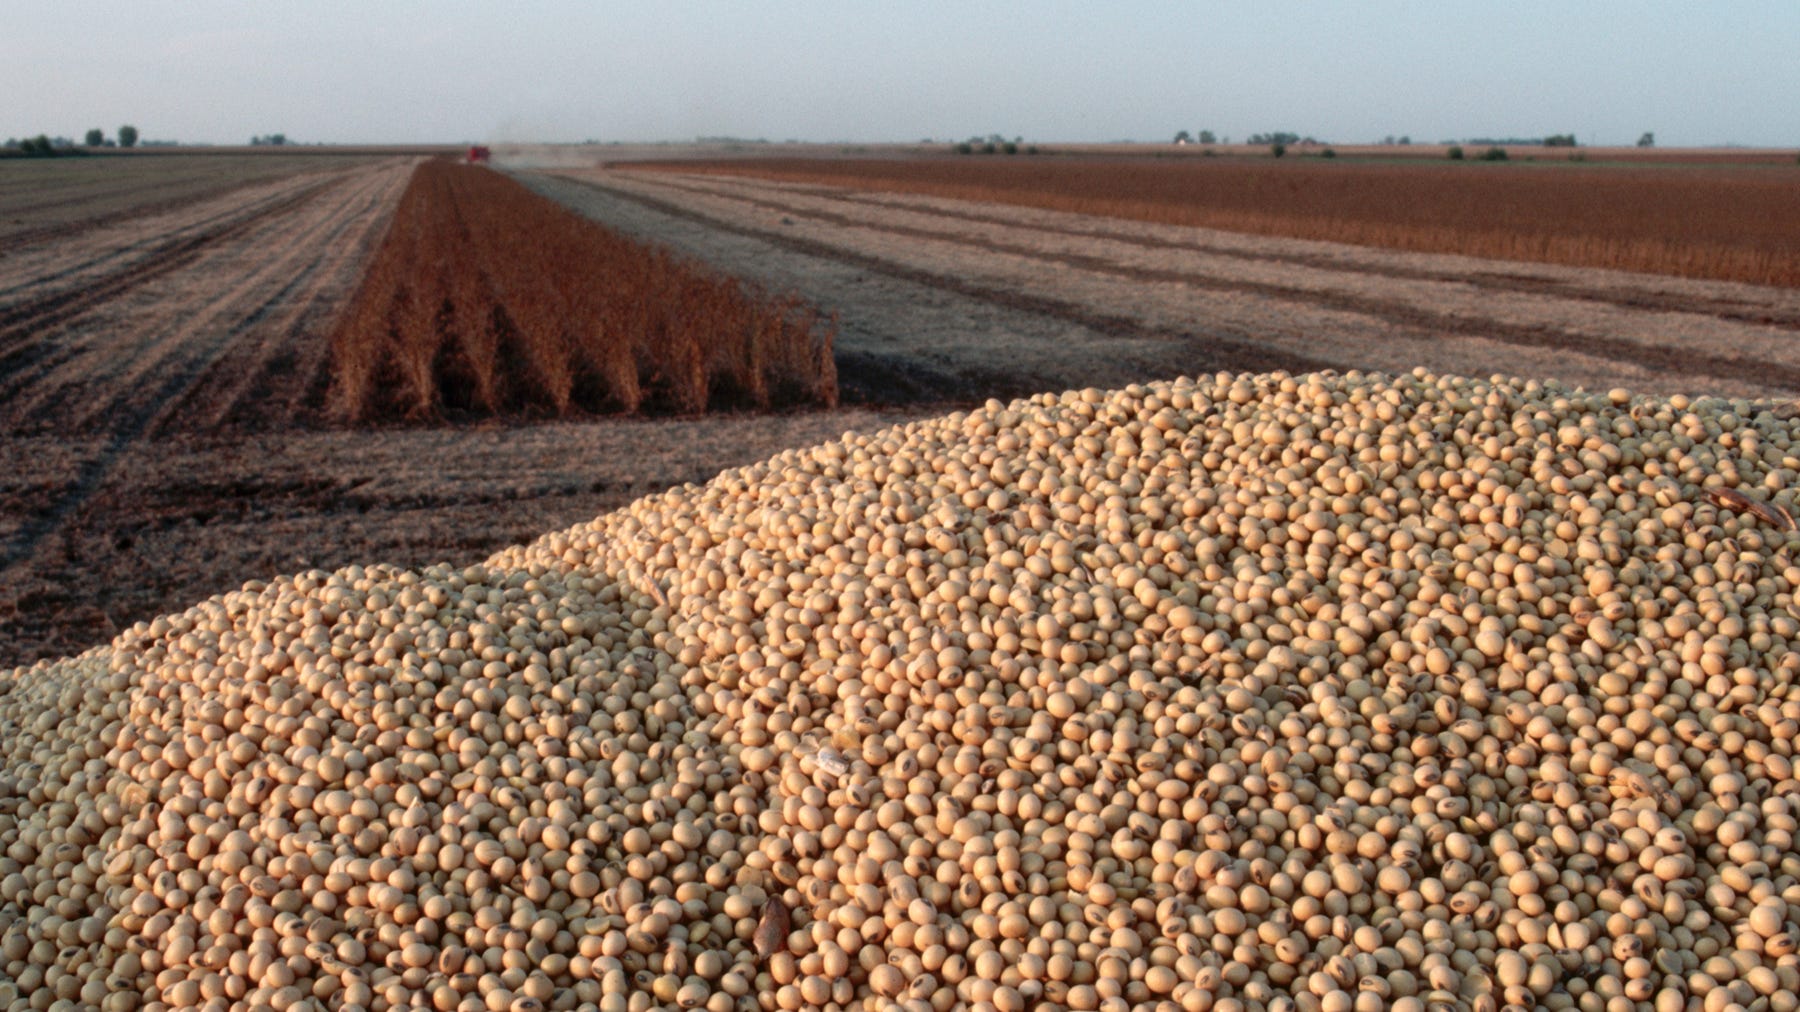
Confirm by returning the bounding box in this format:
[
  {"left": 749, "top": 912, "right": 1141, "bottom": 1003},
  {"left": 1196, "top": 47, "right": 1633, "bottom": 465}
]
[{"left": 6, "top": 2, "right": 1797, "bottom": 148}]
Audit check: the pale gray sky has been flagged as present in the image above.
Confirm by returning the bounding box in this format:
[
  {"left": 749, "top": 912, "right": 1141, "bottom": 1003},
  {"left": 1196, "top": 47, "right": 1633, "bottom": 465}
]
[{"left": 6, "top": 2, "right": 1797, "bottom": 148}]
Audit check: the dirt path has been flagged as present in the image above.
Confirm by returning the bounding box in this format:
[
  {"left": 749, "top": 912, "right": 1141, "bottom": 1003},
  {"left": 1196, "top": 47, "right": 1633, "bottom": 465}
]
[{"left": 532, "top": 167, "right": 1800, "bottom": 402}]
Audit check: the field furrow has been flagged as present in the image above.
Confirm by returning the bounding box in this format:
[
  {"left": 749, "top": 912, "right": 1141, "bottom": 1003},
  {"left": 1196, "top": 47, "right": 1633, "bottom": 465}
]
[
  {"left": 0, "top": 190, "right": 330, "bottom": 407},
  {"left": 0, "top": 153, "right": 385, "bottom": 249},
  {"left": 0, "top": 169, "right": 357, "bottom": 310}
]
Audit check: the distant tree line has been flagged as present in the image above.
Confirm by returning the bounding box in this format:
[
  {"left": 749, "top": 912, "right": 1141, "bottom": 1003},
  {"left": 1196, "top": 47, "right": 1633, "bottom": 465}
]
[
  {"left": 250, "top": 134, "right": 289, "bottom": 146},
  {"left": 1247, "top": 132, "right": 1310, "bottom": 146},
  {"left": 3, "top": 135, "right": 75, "bottom": 157},
  {"left": 1464, "top": 134, "right": 1576, "bottom": 147},
  {"left": 953, "top": 134, "right": 1036, "bottom": 155},
  {"left": 1446, "top": 145, "right": 1511, "bottom": 161},
  {"left": 3, "top": 124, "right": 139, "bottom": 157}
]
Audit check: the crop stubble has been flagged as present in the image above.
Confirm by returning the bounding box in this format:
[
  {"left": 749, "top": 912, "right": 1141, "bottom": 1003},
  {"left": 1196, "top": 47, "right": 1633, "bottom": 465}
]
[
  {"left": 0, "top": 161, "right": 412, "bottom": 435},
  {"left": 0, "top": 153, "right": 381, "bottom": 249}
]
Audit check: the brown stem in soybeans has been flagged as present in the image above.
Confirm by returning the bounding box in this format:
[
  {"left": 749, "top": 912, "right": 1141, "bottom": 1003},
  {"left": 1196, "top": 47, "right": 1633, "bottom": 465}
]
[{"left": 1702, "top": 486, "right": 1798, "bottom": 532}]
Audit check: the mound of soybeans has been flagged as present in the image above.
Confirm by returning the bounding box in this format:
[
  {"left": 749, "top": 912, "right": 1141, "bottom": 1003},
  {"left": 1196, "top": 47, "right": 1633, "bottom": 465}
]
[{"left": 6, "top": 370, "right": 1800, "bottom": 1012}]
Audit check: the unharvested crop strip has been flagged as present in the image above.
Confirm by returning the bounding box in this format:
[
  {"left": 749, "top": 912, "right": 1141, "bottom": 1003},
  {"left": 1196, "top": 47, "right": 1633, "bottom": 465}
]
[
  {"left": 622, "top": 174, "right": 1800, "bottom": 392},
  {"left": 796, "top": 185, "right": 1800, "bottom": 332},
  {"left": 326, "top": 162, "right": 838, "bottom": 422},
  {"left": 639, "top": 158, "right": 1800, "bottom": 288}
]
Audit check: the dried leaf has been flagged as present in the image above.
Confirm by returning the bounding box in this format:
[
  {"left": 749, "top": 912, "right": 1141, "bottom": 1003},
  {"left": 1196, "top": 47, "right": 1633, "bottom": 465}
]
[
  {"left": 1703, "top": 487, "right": 1798, "bottom": 532},
  {"left": 752, "top": 895, "right": 790, "bottom": 960},
  {"left": 1775, "top": 500, "right": 1798, "bottom": 531}
]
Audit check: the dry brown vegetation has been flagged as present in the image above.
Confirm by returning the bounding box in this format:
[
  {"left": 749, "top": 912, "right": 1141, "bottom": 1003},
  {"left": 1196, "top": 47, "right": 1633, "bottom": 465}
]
[
  {"left": 329, "top": 160, "right": 837, "bottom": 421},
  {"left": 631, "top": 156, "right": 1800, "bottom": 287}
]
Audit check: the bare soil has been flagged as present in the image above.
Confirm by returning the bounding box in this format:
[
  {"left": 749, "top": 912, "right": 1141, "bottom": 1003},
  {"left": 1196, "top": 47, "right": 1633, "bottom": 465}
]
[{"left": 0, "top": 407, "right": 927, "bottom": 667}]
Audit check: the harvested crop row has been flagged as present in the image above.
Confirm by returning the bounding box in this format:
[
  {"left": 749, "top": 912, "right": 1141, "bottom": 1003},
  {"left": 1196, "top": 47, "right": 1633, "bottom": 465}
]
[
  {"left": 0, "top": 154, "right": 377, "bottom": 249},
  {"left": 5, "top": 369, "right": 1800, "bottom": 1012},
  {"left": 328, "top": 161, "right": 837, "bottom": 422},
  {"left": 631, "top": 158, "right": 1800, "bottom": 289}
]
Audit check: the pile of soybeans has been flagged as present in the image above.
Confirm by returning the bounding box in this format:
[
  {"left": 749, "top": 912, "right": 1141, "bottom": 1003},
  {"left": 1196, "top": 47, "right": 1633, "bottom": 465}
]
[{"left": 5, "top": 369, "right": 1800, "bottom": 1012}]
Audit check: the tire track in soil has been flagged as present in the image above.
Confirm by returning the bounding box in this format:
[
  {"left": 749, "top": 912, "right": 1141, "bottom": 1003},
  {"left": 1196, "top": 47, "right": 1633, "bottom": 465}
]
[
  {"left": 628, "top": 172, "right": 1800, "bottom": 393},
  {"left": 0, "top": 168, "right": 401, "bottom": 435},
  {"left": 0, "top": 170, "right": 348, "bottom": 309},
  {"left": 758, "top": 182, "right": 1800, "bottom": 332},
  {"left": 0, "top": 165, "right": 397, "bottom": 579},
  {"left": 0, "top": 178, "right": 336, "bottom": 388},
  {"left": 0, "top": 172, "right": 306, "bottom": 253},
  {"left": 555, "top": 177, "right": 1336, "bottom": 395}
]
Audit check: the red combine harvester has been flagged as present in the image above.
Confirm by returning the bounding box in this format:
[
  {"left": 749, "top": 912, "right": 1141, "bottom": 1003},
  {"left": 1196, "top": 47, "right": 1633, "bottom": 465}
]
[{"left": 467, "top": 145, "right": 491, "bottom": 164}]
